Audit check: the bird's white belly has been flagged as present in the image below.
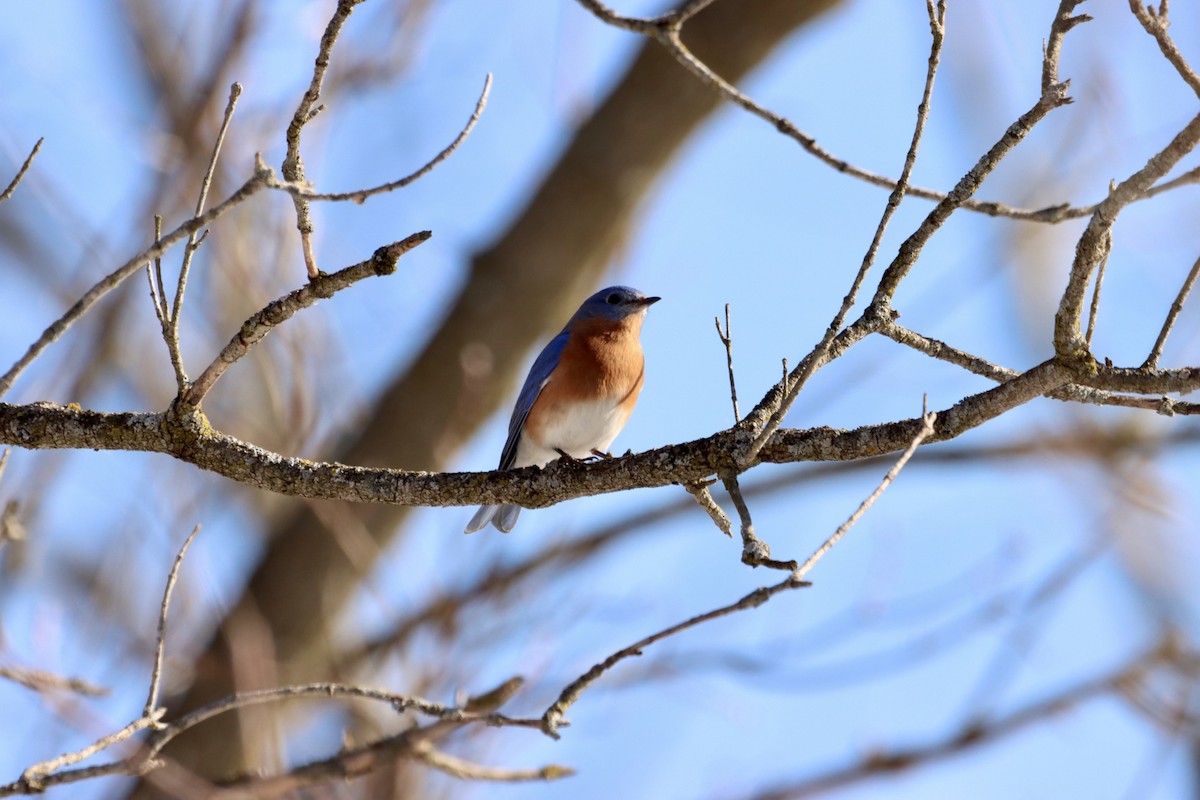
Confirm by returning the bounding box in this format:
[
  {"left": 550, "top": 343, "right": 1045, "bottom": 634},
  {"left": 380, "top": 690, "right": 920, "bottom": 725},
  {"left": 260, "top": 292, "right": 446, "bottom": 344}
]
[{"left": 515, "top": 398, "right": 627, "bottom": 467}]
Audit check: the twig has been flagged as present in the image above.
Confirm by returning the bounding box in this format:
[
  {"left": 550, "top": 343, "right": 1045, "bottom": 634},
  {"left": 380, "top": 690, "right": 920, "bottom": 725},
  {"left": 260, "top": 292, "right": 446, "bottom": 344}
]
[
  {"left": 715, "top": 303, "right": 739, "bottom": 423},
  {"left": 284, "top": 0, "right": 364, "bottom": 279},
  {"left": 747, "top": 644, "right": 1168, "bottom": 800},
  {"left": 683, "top": 479, "right": 733, "bottom": 537},
  {"left": 180, "top": 232, "right": 430, "bottom": 409},
  {"left": 1084, "top": 229, "right": 1112, "bottom": 347},
  {"left": 0, "top": 138, "right": 43, "bottom": 203},
  {"left": 265, "top": 74, "right": 492, "bottom": 205},
  {"left": 1128, "top": 0, "right": 1200, "bottom": 98},
  {"left": 16, "top": 715, "right": 161, "bottom": 791},
  {"left": 144, "top": 525, "right": 201, "bottom": 722},
  {"left": 0, "top": 167, "right": 269, "bottom": 401},
  {"left": 145, "top": 216, "right": 169, "bottom": 327},
  {"left": 741, "top": 0, "right": 949, "bottom": 467},
  {"left": 214, "top": 726, "right": 563, "bottom": 798},
  {"left": 145, "top": 213, "right": 187, "bottom": 393},
  {"left": 1143, "top": 251, "right": 1200, "bottom": 368},
  {"left": 869, "top": 0, "right": 1074, "bottom": 314},
  {"left": 795, "top": 405, "right": 937, "bottom": 580},
  {"left": 0, "top": 665, "right": 108, "bottom": 698},
  {"left": 541, "top": 573, "right": 808, "bottom": 737},
  {"left": 10, "top": 525, "right": 203, "bottom": 790},
  {"left": 0, "top": 70, "right": 476, "bottom": 403},
  {"left": 0, "top": 449, "right": 8, "bottom": 486},
  {"left": 412, "top": 744, "right": 573, "bottom": 782},
  {"left": 151, "top": 682, "right": 543, "bottom": 750},
  {"left": 163, "top": 82, "right": 243, "bottom": 394},
  {"left": 880, "top": 320, "right": 1195, "bottom": 412},
  {"left": 574, "top": 2, "right": 1092, "bottom": 224},
  {"left": 2, "top": 676, "right": 544, "bottom": 796},
  {"left": 724, "top": 473, "right": 796, "bottom": 571},
  {"left": 1054, "top": 109, "right": 1200, "bottom": 355}
]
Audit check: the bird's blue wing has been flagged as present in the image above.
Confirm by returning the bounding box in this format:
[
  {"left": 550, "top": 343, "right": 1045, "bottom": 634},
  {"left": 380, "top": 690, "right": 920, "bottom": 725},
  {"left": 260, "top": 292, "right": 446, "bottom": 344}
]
[{"left": 498, "top": 329, "right": 568, "bottom": 470}]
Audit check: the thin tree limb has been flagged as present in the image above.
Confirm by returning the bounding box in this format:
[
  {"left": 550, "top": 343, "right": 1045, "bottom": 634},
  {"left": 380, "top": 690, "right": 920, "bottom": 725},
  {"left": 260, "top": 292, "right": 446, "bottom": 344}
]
[
  {"left": 161, "top": 82, "right": 243, "bottom": 394},
  {"left": 541, "top": 573, "right": 809, "bottom": 737},
  {"left": 745, "top": 644, "right": 1170, "bottom": 800},
  {"left": 741, "top": 0, "right": 950, "bottom": 466},
  {"left": 0, "top": 138, "right": 43, "bottom": 203},
  {"left": 283, "top": 0, "right": 364, "bottom": 278},
  {"left": 144, "top": 525, "right": 202, "bottom": 722},
  {"left": 795, "top": 407, "right": 937, "bottom": 580},
  {"left": 0, "top": 168, "right": 270, "bottom": 401},
  {"left": 1055, "top": 109, "right": 1200, "bottom": 356},
  {"left": 1143, "top": 251, "right": 1200, "bottom": 368},
  {"left": 180, "top": 232, "right": 430, "bottom": 409},
  {"left": 0, "top": 666, "right": 108, "bottom": 698},
  {"left": 1128, "top": 0, "right": 1200, "bottom": 98},
  {"left": 268, "top": 74, "right": 492, "bottom": 205}
]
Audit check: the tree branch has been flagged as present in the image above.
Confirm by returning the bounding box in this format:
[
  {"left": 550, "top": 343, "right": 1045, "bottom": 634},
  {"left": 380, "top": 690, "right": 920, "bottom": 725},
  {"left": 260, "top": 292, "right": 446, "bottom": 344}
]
[
  {"left": 1054, "top": 110, "right": 1200, "bottom": 355},
  {"left": 0, "top": 138, "right": 43, "bottom": 203},
  {"left": 180, "top": 233, "right": 431, "bottom": 409},
  {"left": 283, "top": 0, "right": 364, "bottom": 278},
  {"left": 746, "top": 643, "right": 1172, "bottom": 800}
]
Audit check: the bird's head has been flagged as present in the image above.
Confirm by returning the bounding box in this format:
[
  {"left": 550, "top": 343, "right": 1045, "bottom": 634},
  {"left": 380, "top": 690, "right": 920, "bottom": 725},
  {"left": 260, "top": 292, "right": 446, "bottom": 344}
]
[{"left": 573, "top": 286, "right": 661, "bottom": 324}]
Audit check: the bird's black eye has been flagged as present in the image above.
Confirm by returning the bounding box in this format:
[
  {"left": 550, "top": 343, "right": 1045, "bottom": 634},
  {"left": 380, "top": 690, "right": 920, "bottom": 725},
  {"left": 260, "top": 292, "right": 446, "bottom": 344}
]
[{"left": 606, "top": 292, "right": 621, "bottom": 305}]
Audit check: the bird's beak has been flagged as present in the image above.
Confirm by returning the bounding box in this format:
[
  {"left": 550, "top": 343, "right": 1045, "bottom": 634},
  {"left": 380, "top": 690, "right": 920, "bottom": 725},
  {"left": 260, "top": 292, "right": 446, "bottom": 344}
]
[{"left": 639, "top": 296, "right": 661, "bottom": 307}]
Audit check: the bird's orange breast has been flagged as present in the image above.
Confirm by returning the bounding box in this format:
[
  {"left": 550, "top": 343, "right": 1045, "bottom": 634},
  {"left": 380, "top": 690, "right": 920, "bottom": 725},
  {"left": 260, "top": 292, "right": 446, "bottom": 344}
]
[{"left": 523, "top": 315, "right": 646, "bottom": 448}]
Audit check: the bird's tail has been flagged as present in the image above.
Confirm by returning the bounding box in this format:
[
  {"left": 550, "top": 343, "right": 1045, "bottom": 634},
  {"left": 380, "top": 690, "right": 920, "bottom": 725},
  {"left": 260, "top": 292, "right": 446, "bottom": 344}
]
[{"left": 463, "top": 504, "right": 520, "bottom": 534}]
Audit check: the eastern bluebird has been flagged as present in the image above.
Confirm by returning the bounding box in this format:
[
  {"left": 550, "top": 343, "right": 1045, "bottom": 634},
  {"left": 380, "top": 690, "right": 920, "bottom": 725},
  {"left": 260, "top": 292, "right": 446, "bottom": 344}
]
[{"left": 465, "top": 286, "right": 660, "bottom": 533}]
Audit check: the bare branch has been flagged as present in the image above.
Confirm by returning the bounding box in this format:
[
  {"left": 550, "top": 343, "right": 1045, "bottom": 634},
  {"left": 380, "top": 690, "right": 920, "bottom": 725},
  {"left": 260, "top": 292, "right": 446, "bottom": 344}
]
[
  {"left": 269, "top": 74, "right": 492, "bottom": 204},
  {"left": 145, "top": 215, "right": 169, "bottom": 327},
  {"left": 15, "top": 715, "right": 161, "bottom": 792},
  {"left": 412, "top": 744, "right": 573, "bottom": 783},
  {"left": 3, "top": 676, "right": 544, "bottom": 796},
  {"left": 162, "top": 82, "right": 243, "bottom": 394},
  {"left": 879, "top": 321, "right": 1195, "bottom": 412},
  {"left": 1042, "top": 1, "right": 1092, "bottom": 95},
  {"left": 742, "top": 0, "right": 949, "bottom": 466},
  {"left": 144, "top": 525, "right": 201, "bottom": 722},
  {"left": 573, "top": 1, "right": 1119, "bottom": 224},
  {"left": 0, "top": 138, "right": 43, "bottom": 203},
  {"left": 1084, "top": 230, "right": 1112, "bottom": 347},
  {"left": 0, "top": 168, "right": 270, "bottom": 401},
  {"left": 746, "top": 644, "right": 1168, "bottom": 800},
  {"left": 152, "top": 682, "right": 543, "bottom": 751},
  {"left": 541, "top": 573, "right": 808, "bottom": 737},
  {"left": 714, "top": 303, "right": 740, "bottom": 423},
  {"left": 180, "top": 232, "right": 431, "bottom": 409},
  {"left": 214, "top": 728, "right": 564, "bottom": 798},
  {"left": 724, "top": 473, "right": 796, "bottom": 570},
  {"left": 1143, "top": 251, "right": 1200, "bottom": 368},
  {"left": 0, "top": 665, "right": 108, "bottom": 698},
  {"left": 284, "top": 0, "right": 364, "bottom": 278},
  {"left": 19, "top": 358, "right": 1200, "bottom": 510},
  {"left": 1055, "top": 110, "right": 1200, "bottom": 355},
  {"left": 795, "top": 406, "right": 937, "bottom": 580},
  {"left": 1128, "top": 0, "right": 1200, "bottom": 98},
  {"left": 684, "top": 479, "right": 733, "bottom": 537}
]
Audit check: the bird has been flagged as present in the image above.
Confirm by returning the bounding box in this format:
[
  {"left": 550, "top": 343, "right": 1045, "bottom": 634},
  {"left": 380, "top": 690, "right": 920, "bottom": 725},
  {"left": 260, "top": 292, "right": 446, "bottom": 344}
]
[{"left": 465, "top": 286, "right": 660, "bottom": 533}]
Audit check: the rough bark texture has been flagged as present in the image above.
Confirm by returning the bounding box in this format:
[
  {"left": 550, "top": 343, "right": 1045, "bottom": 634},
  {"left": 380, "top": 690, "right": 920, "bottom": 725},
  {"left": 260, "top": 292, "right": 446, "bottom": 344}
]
[{"left": 144, "top": 0, "right": 844, "bottom": 784}]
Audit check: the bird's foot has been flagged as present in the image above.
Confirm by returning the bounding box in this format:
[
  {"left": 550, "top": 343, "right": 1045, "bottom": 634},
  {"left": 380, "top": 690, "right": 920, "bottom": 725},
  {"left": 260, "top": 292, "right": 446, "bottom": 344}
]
[{"left": 554, "top": 448, "right": 616, "bottom": 464}]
